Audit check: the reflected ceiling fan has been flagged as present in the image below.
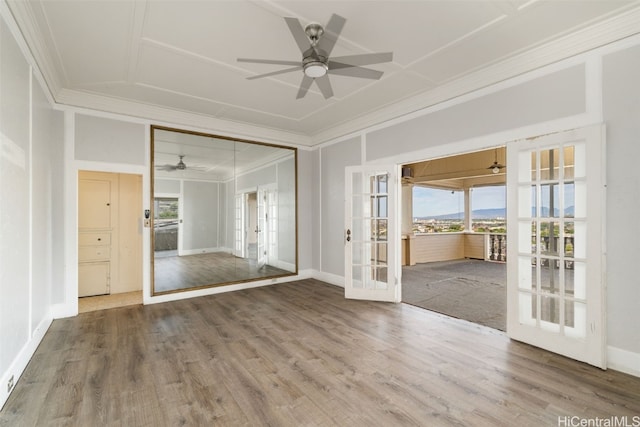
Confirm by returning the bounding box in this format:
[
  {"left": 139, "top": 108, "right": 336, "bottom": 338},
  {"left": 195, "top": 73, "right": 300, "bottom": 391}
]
[
  {"left": 237, "top": 14, "right": 393, "bottom": 99},
  {"left": 156, "top": 155, "right": 206, "bottom": 172}
]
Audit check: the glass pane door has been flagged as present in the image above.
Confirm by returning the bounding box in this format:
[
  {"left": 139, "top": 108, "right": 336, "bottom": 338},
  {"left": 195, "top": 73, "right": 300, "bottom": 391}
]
[
  {"left": 257, "top": 187, "right": 266, "bottom": 269},
  {"left": 507, "top": 125, "right": 605, "bottom": 368},
  {"left": 345, "top": 165, "right": 398, "bottom": 302}
]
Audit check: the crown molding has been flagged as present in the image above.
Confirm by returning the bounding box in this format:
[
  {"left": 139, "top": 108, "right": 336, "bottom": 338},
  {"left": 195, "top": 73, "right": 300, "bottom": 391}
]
[
  {"left": 310, "top": 4, "right": 640, "bottom": 145},
  {"left": 56, "top": 88, "right": 312, "bottom": 147},
  {"left": 4, "top": 0, "right": 63, "bottom": 98},
  {"left": 7, "top": 0, "right": 640, "bottom": 149}
]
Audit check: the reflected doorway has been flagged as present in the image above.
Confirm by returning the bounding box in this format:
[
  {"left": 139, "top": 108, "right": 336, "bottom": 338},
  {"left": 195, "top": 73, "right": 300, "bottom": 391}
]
[
  {"left": 245, "top": 192, "right": 258, "bottom": 261},
  {"left": 154, "top": 197, "right": 179, "bottom": 258}
]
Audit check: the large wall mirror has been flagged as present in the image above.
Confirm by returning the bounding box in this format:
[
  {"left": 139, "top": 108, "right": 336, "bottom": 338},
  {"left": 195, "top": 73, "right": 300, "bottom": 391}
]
[{"left": 151, "top": 126, "right": 297, "bottom": 295}]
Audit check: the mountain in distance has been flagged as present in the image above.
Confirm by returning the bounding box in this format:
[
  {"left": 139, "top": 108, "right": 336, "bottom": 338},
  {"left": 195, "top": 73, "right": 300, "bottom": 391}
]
[
  {"left": 418, "top": 206, "right": 575, "bottom": 220},
  {"left": 418, "top": 208, "right": 505, "bottom": 220}
]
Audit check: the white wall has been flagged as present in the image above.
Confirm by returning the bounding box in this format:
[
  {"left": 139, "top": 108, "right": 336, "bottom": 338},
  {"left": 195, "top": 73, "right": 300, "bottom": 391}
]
[
  {"left": 320, "top": 136, "right": 362, "bottom": 279},
  {"left": 182, "top": 180, "right": 220, "bottom": 251},
  {"left": 277, "top": 156, "right": 296, "bottom": 266},
  {"left": 366, "top": 65, "right": 586, "bottom": 161},
  {"left": 75, "top": 114, "right": 145, "bottom": 165},
  {"left": 308, "top": 149, "right": 321, "bottom": 272},
  {"left": 602, "top": 44, "right": 640, "bottom": 358},
  {"left": 0, "top": 11, "right": 64, "bottom": 408}
]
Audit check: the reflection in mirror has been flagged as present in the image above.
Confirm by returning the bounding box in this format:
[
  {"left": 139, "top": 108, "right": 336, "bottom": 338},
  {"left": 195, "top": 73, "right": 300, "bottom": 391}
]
[{"left": 151, "top": 126, "right": 297, "bottom": 295}]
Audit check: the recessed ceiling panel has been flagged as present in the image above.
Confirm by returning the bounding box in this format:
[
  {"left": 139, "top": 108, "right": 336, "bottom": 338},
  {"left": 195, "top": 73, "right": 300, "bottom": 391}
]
[
  {"left": 136, "top": 43, "right": 326, "bottom": 119},
  {"left": 274, "top": 1, "right": 506, "bottom": 65},
  {"left": 301, "top": 70, "right": 435, "bottom": 135},
  {"left": 410, "top": 0, "right": 635, "bottom": 83},
  {"left": 41, "top": 0, "right": 134, "bottom": 85},
  {"left": 143, "top": 1, "right": 296, "bottom": 65}
]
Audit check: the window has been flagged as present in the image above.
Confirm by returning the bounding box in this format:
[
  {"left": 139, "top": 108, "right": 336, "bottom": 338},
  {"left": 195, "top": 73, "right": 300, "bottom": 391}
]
[
  {"left": 471, "top": 186, "right": 505, "bottom": 232},
  {"left": 412, "top": 187, "right": 464, "bottom": 233}
]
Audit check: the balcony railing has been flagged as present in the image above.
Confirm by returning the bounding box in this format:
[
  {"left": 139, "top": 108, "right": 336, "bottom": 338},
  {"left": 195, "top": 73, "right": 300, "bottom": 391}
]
[
  {"left": 488, "top": 233, "right": 506, "bottom": 262},
  {"left": 401, "top": 232, "right": 575, "bottom": 267}
]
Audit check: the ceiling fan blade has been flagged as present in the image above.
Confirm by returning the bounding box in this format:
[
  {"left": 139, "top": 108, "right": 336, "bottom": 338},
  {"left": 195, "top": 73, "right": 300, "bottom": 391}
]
[
  {"left": 316, "top": 14, "right": 346, "bottom": 56},
  {"left": 329, "top": 65, "right": 384, "bottom": 80},
  {"left": 156, "top": 165, "right": 177, "bottom": 172},
  {"left": 247, "top": 66, "right": 301, "bottom": 80},
  {"left": 296, "top": 75, "right": 313, "bottom": 99},
  {"left": 238, "top": 58, "right": 301, "bottom": 66},
  {"left": 315, "top": 75, "right": 334, "bottom": 99},
  {"left": 330, "top": 52, "right": 393, "bottom": 67},
  {"left": 284, "top": 17, "right": 311, "bottom": 54}
]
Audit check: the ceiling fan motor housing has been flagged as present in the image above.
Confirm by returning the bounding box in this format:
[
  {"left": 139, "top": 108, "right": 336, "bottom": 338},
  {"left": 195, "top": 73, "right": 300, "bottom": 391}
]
[{"left": 303, "top": 53, "right": 328, "bottom": 78}]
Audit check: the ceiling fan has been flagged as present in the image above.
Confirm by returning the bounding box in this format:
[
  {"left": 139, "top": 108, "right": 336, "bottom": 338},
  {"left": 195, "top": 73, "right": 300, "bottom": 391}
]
[
  {"left": 155, "top": 155, "right": 206, "bottom": 172},
  {"left": 237, "top": 14, "right": 393, "bottom": 99},
  {"left": 487, "top": 149, "right": 506, "bottom": 174}
]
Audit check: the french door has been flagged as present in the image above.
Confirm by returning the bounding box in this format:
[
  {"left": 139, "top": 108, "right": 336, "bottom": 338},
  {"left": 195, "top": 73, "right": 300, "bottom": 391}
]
[
  {"left": 506, "top": 125, "right": 606, "bottom": 368},
  {"left": 344, "top": 165, "right": 399, "bottom": 302},
  {"left": 256, "top": 187, "right": 266, "bottom": 269}
]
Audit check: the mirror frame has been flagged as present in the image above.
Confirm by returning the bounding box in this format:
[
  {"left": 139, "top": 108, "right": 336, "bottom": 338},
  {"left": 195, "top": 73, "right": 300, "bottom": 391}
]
[{"left": 150, "top": 125, "right": 298, "bottom": 296}]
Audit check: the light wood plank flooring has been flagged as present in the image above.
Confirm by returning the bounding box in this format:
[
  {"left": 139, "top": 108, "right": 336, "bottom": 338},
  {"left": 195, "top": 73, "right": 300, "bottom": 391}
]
[
  {"left": 1, "top": 279, "right": 639, "bottom": 426},
  {"left": 78, "top": 291, "right": 143, "bottom": 313}
]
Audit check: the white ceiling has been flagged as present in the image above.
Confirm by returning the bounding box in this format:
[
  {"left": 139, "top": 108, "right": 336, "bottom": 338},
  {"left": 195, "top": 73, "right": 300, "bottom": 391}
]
[{"left": 8, "top": 0, "right": 640, "bottom": 146}]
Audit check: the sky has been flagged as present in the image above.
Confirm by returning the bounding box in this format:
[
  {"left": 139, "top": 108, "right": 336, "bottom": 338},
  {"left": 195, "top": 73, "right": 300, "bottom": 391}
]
[{"left": 413, "top": 186, "right": 506, "bottom": 217}]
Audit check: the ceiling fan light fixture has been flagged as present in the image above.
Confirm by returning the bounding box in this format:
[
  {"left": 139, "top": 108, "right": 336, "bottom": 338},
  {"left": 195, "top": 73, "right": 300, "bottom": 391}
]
[
  {"left": 487, "top": 148, "right": 505, "bottom": 174},
  {"left": 303, "top": 61, "right": 328, "bottom": 78},
  {"left": 176, "top": 155, "right": 186, "bottom": 170}
]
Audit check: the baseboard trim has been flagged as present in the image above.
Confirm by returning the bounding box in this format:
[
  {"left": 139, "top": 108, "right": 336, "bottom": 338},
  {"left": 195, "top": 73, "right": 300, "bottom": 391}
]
[
  {"left": 269, "top": 259, "right": 296, "bottom": 271},
  {"left": 51, "top": 302, "right": 76, "bottom": 319},
  {"left": 0, "top": 315, "right": 53, "bottom": 410},
  {"left": 179, "top": 247, "right": 224, "bottom": 256},
  {"left": 607, "top": 346, "right": 640, "bottom": 377},
  {"left": 313, "top": 270, "right": 345, "bottom": 288},
  {"left": 295, "top": 269, "right": 314, "bottom": 279}
]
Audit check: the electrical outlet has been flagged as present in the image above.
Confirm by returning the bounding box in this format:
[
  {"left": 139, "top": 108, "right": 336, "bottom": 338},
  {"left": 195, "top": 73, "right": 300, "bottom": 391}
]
[{"left": 7, "top": 375, "right": 14, "bottom": 393}]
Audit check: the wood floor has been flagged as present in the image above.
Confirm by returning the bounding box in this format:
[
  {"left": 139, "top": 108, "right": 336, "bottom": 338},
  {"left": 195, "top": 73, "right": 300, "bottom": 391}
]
[
  {"left": 1, "top": 279, "right": 639, "bottom": 426},
  {"left": 153, "top": 252, "right": 292, "bottom": 293},
  {"left": 78, "top": 291, "right": 143, "bottom": 313}
]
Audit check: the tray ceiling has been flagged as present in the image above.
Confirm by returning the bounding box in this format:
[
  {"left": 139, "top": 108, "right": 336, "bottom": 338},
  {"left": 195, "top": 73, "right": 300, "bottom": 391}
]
[{"left": 7, "top": 0, "right": 640, "bottom": 146}]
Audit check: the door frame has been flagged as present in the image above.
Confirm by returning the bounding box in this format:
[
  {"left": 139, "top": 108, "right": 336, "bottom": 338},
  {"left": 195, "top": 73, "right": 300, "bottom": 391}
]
[
  {"left": 506, "top": 124, "right": 606, "bottom": 368},
  {"left": 344, "top": 164, "right": 401, "bottom": 302},
  {"left": 365, "top": 125, "right": 606, "bottom": 368},
  {"left": 78, "top": 170, "right": 144, "bottom": 298}
]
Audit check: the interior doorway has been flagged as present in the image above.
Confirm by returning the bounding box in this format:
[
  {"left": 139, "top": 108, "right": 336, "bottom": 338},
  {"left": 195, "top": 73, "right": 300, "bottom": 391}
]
[
  {"left": 400, "top": 147, "right": 508, "bottom": 330},
  {"left": 78, "top": 171, "right": 143, "bottom": 312}
]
